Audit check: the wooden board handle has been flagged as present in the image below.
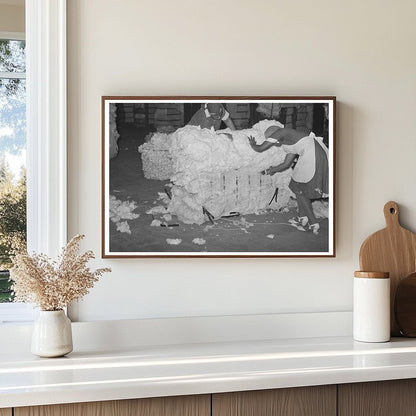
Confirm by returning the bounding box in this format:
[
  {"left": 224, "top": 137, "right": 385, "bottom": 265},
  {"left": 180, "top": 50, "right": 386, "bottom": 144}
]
[{"left": 384, "top": 201, "right": 400, "bottom": 228}]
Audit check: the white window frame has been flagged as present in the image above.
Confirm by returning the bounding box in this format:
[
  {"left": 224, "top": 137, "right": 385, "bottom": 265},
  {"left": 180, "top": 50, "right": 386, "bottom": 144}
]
[{"left": 0, "top": 0, "right": 67, "bottom": 323}]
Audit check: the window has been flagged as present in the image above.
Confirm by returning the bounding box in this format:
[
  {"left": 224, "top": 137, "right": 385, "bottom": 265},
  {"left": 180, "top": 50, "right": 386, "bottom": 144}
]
[
  {"left": 0, "top": 32, "right": 34, "bottom": 322},
  {"left": 0, "top": 35, "right": 26, "bottom": 303},
  {"left": 0, "top": 0, "right": 68, "bottom": 324}
]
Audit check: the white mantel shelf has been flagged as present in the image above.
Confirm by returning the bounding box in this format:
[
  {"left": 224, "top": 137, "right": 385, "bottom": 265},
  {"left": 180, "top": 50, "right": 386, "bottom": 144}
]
[{"left": 2, "top": 335, "right": 416, "bottom": 409}]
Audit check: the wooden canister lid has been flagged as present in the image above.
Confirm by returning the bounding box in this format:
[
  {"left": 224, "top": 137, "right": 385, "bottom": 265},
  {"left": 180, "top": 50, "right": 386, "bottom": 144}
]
[{"left": 354, "top": 271, "right": 389, "bottom": 278}]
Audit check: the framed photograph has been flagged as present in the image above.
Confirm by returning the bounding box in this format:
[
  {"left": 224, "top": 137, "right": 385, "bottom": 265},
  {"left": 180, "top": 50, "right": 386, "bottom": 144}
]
[{"left": 102, "top": 96, "right": 336, "bottom": 258}]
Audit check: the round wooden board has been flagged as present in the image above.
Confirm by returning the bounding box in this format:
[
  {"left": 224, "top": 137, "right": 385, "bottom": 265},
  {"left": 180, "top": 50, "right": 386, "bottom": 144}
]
[
  {"left": 360, "top": 201, "right": 416, "bottom": 335},
  {"left": 395, "top": 272, "right": 416, "bottom": 337}
]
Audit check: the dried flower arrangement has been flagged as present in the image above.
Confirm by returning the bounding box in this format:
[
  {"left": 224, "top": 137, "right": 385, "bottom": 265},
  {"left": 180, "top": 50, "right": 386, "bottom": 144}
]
[{"left": 10, "top": 234, "right": 111, "bottom": 311}]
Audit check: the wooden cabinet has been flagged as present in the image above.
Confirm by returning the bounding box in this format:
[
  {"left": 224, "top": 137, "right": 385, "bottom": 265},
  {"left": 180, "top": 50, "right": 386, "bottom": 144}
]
[
  {"left": 338, "top": 379, "right": 416, "bottom": 416},
  {"left": 212, "top": 386, "right": 336, "bottom": 416},
  {"left": 10, "top": 379, "right": 416, "bottom": 416},
  {"left": 14, "top": 395, "right": 210, "bottom": 416}
]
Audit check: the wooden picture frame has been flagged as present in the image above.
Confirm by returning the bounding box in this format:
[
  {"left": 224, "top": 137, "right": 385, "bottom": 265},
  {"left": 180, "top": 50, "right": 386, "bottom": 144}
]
[{"left": 102, "top": 96, "right": 336, "bottom": 258}]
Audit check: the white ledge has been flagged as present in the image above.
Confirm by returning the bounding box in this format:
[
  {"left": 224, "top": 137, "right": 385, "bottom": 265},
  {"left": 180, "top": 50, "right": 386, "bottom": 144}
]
[{"left": 2, "top": 334, "right": 416, "bottom": 408}]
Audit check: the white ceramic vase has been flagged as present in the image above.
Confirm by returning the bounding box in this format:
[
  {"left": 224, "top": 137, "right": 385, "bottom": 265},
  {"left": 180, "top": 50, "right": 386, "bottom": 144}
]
[{"left": 31, "top": 310, "right": 73, "bottom": 357}]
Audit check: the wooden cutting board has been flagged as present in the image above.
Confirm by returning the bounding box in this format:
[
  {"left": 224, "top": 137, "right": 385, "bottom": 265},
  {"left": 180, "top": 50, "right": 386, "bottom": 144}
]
[{"left": 359, "top": 201, "right": 416, "bottom": 336}]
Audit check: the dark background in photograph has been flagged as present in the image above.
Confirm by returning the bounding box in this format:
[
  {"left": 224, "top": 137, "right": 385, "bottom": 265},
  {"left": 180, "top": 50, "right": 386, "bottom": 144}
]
[{"left": 115, "top": 102, "right": 329, "bottom": 146}]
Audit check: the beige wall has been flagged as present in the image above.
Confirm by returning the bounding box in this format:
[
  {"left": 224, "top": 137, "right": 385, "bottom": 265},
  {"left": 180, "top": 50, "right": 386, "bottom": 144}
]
[
  {"left": 0, "top": 4, "right": 24, "bottom": 33},
  {"left": 67, "top": 0, "right": 416, "bottom": 321}
]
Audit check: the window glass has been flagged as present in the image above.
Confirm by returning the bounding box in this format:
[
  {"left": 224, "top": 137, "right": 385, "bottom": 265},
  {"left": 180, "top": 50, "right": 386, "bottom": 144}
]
[
  {"left": 0, "top": 39, "right": 26, "bottom": 72},
  {"left": 0, "top": 39, "right": 26, "bottom": 303}
]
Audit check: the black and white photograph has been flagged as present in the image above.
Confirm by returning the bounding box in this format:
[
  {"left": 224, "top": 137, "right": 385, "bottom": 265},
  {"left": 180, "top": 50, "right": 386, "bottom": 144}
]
[{"left": 102, "top": 97, "right": 335, "bottom": 257}]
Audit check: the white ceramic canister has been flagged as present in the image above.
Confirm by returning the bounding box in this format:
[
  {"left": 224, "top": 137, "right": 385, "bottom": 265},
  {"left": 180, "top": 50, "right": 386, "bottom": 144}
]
[{"left": 353, "top": 271, "right": 390, "bottom": 343}]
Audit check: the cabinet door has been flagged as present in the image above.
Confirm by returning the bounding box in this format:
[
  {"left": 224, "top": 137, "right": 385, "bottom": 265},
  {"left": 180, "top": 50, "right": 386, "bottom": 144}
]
[
  {"left": 15, "top": 394, "right": 210, "bottom": 416},
  {"left": 0, "top": 409, "right": 12, "bottom": 416},
  {"left": 212, "top": 386, "right": 336, "bottom": 416},
  {"left": 338, "top": 380, "right": 416, "bottom": 416}
]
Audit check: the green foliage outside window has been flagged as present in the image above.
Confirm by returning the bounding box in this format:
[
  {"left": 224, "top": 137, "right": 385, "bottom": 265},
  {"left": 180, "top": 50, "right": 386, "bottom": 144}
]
[
  {"left": 0, "top": 270, "right": 12, "bottom": 302},
  {"left": 0, "top": 163, "right": 26, "bottom": 302}
]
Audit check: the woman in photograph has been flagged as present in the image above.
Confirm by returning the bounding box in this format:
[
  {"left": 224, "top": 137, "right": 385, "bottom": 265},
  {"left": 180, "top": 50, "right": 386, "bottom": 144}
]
[
  {"left": 248, "top": 125, "right": 329, "bottom": 234},
  {"left": 187, "top": 103, "right": 236, "bottom": 131}
]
